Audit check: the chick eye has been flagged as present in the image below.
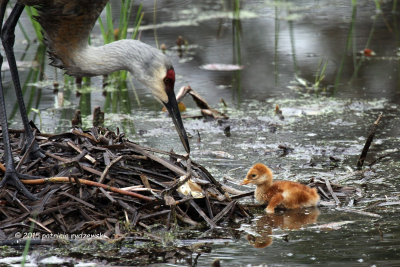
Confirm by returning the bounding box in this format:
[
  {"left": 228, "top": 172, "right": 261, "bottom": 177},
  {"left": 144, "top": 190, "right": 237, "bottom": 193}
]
[{"left": 251, "top": 174, "right": 257, "bottom": 178}]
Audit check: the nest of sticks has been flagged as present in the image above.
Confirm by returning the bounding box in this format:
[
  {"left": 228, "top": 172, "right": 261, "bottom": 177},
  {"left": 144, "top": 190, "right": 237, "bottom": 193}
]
[{"left": 0, "top": 126, "right": 251, "bottom": 240}]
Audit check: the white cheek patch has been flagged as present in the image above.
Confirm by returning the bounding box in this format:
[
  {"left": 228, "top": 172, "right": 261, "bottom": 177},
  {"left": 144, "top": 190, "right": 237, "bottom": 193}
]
[
  {"left": 151, "top": 87, "right": 168, "bottom": 104},
  {"left": 150, "top": 67, "right": 168, "bottom": 104}
]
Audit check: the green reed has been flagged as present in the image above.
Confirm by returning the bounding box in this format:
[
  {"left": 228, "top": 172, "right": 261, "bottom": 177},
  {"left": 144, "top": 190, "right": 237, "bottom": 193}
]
[
  {"left": 234, "top": 0, "right": 240, "bottom": 19},
  {"left": 153, "top": 0, "right": 159, "bottom": 48},
  {"left": 314, "top": 58, "right": 328, "bottom": 89},
  {"left": 24, "top": 6, "right": 43, "bottom": 44},
  {"left": 334, "top": 0, "right": 357, "bottom": 90},
  {"left": 98, "top": 0, "right": 143, "bottom": 83}
]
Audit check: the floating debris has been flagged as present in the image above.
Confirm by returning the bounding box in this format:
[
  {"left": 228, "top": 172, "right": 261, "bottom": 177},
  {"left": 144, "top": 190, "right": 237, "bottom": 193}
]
[
  {"left": 176, "top": 35, "right": 185, "bottom": 48},
  {"left": 200, "top": 64, "right": 244, "bottom": 71},
  {"left": 309, "top": 221, "right": 355, "bottom": 230},
  {"left": 307, "top": 177, "right": 362, "bottom": 204},
  {"left": 275, "top": 104, "right": 285, "bottom": 120},
  {"left": 335, "top": 207, "right": 381, "bottom": 218},
  {"left": 176, "top": 85, "right": 228, "bottom": 120},
  {"left": 359, "top": 48, "right": 376, "bottom": 57}
]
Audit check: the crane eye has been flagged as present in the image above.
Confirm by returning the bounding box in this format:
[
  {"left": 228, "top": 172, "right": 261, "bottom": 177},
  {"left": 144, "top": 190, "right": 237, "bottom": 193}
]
[{"left": 164, "top": 77, "right": 171, "bottom": 84}]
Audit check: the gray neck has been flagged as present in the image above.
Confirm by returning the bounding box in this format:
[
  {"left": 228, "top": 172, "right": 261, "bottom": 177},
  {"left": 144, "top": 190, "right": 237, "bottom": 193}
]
[{"left": 68, "top": 39, "right": 170, "bottom": 84}]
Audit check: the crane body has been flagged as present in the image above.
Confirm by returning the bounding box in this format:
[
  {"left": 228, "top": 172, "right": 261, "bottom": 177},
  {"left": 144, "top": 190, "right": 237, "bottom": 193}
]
[{"left": 0, "top": 0, "right": 190, "bottom": 199}]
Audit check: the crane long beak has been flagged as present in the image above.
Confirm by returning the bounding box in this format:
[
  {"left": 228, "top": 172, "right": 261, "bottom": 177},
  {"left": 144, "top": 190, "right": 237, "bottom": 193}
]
[{"left": 164, "top": 90, "right": 190, "bottom": 154}]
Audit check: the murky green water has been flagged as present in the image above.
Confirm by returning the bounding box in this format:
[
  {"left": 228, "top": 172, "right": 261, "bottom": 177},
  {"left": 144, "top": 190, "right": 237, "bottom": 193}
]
[{"left": 1, "top": 0, "right": 400, "bottom": 266}]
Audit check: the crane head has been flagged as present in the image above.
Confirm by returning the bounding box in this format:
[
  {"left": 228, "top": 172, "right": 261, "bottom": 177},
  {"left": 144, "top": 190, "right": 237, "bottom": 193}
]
[
  {"left": 161, "top": 66, "right": 190, "bottom": 154},
  {"left": 145, "top": 64, "right": 190, "bottom": 154}
]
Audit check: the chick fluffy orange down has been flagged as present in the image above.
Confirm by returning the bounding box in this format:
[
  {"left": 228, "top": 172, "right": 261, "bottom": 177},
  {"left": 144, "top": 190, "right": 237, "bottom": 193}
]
[{"left": 242, "top": 163, "right": 320, "bottom": 214}]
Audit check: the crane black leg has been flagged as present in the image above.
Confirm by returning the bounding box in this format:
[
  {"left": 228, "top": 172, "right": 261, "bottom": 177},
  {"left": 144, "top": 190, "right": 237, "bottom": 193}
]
[
  {"left": 2, "top": 3, "right": 43, "bottom": 158},
  {"left": 0, "top": 2, "right": 40, "bottom": 200}
]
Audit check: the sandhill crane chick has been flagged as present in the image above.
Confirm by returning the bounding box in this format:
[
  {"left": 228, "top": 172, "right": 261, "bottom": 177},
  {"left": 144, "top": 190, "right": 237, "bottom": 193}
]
[{"left": 241, "top": 163, "right": 320, "bottom": 214}]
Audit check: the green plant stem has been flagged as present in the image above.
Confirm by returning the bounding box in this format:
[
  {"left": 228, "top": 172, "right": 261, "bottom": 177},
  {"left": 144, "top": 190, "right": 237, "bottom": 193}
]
[
  {"left": 119, "top": 0, "right": 133, "bottom": 40},
  {"left": 132, "top": 5, "right": 144, "bottom": 40},
  {"left": 98, "top": 16, "right": 108, "bottom": 43},
  {"left": 24, "top": 6, "right": 43, "bottom": 43},
  {"left": 105, "top": 3, "right": 115, "bottom": 43},
  {"left": 17, "top": 20, "right": 30, "bottom": 44},
  {"left": 274, "top": 6, "right": 280, "bottom": 85},
  {"left": 334, "top": 0, "right": 357, "bottom": 90},
  {"left": 21, "top": 220, "right": 36, "bottom": 266},
  {"left": 153, "top": 0, "right": 159, "bottom": 48},
  {"left": 234, "top": 0, "right": 240, "bottom": 19},
  {"left": 288, "top": 19, "right": 298, "bottom": 75}
]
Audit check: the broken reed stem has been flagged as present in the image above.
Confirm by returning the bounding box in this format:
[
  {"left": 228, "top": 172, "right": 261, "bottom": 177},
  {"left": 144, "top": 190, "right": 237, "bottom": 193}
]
[
  {"left": 28, "top": 217, "right": 52, "bottom": 233},
  {"left": 67, "top": 141, "right": 97, "bottom": 164},
  {"left": 98, "top": 155, "right": 123, "bottom": 184},
  {"left": 71, "top": 128, "right": 99, "bottom": 143},
  {"left": 16, "top": 129, "right": 38, "bottom": 172},
  {"left": 324, "top": 178, "right": 340, "bottom": 205},
  {"left": 125, "top": 142, "right": 187, "bottom": 176},
  {"left": 21, "top": 177, "right": 155, "bottom": 201},
  {"left": 356, "top": 112, "right": 383, "bottom": 170}
]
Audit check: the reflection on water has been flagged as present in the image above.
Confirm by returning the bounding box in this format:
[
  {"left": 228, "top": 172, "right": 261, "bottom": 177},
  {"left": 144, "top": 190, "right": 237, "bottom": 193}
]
[
  {"left": 247, "top": 208, "right": 320, "bottom": 248},
  {"left": 1, "top": 0, "right": 400, "bottom": 266}
]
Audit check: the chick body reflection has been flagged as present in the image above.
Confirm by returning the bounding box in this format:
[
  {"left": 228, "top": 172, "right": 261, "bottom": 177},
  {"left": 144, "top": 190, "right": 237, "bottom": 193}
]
[{"left": 247, "top": 208, "right": 320, "bottom": 248}]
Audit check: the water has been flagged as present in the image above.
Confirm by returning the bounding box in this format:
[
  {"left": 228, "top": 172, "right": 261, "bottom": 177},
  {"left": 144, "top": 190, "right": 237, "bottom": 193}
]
[{"left": 1, "top": 0, "right": 400, "bottom": 266}]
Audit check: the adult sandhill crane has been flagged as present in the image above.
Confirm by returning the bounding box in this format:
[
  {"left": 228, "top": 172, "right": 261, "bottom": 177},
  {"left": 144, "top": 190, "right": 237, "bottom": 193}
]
[{"left": 0, "top": 0, "right": 190, "bottom": 200}]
